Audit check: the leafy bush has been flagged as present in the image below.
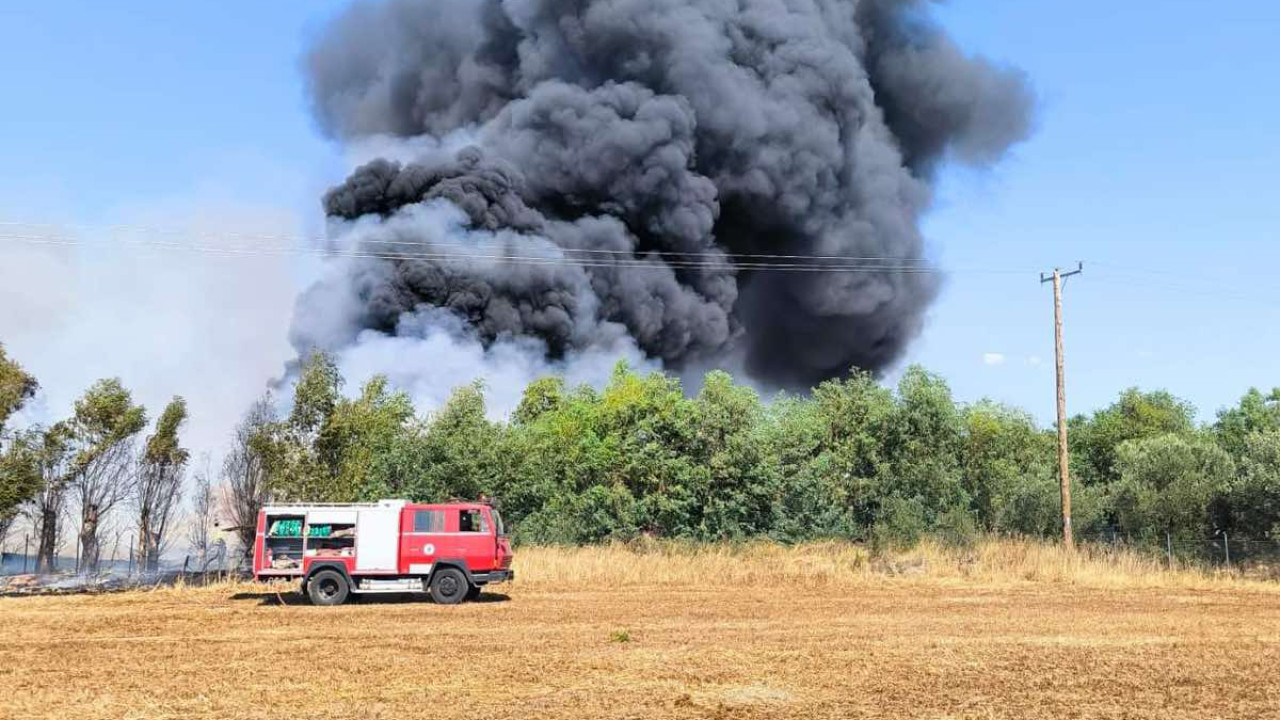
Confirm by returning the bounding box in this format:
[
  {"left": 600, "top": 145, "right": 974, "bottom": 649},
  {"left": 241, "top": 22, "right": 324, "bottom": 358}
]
[
  {"left": 935, "top": 505, "right": 979, "bottom": 548},
  {"left": 871, "top": 496, "right": 928, "bottom": 551}
]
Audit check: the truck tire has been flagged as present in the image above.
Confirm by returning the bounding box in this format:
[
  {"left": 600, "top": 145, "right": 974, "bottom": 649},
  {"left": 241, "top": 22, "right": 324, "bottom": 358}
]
[
  {"left": 307, "top": 569, "right": 350, "bottom": 607},
  {"left": 429, "top": 567, "right": 470, "bottom": 605}
]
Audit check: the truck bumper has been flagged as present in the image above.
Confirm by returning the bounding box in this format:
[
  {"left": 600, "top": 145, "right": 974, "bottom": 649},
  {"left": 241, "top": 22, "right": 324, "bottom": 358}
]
[{"left": 472, "top": 569, "right": 514, "bottom": 585}]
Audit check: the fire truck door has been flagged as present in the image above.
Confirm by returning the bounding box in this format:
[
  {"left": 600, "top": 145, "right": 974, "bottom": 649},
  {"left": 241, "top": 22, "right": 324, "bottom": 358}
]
[
  {"left": 454, "top": 508, "right": 494, "bottom": 572},
  {"left": 401, "top": 508, "right": 444, "bottom": 574},
  {"left": 355, "top": 508, "right": 400, "bottom": 571}
]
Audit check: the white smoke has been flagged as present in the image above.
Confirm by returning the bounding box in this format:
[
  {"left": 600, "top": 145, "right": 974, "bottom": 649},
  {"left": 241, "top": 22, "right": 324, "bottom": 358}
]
[
  {"left": 334, "top": 312, "right": 657, "bottom": 418},
  {"left": 1, "top": 201, "right": 302, "bottom": 471},
  {"left": 291, "top": 198, "right": 661, "bottom": 416}
]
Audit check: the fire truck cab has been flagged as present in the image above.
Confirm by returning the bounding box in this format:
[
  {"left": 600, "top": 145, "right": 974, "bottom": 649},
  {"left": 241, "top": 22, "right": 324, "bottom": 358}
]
[{"left": 253, "top": 499, "right": 513, "bottom": 606}]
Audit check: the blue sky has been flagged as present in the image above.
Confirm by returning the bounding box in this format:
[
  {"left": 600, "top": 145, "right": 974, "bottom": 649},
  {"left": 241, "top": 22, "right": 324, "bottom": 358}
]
[{"left": 0, "top": 0, "right": 1277, "bottom": 439}]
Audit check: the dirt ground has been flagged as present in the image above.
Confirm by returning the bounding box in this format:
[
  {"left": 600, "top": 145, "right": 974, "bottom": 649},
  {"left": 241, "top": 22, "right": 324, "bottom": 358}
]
[{"left": 1, "top": 576, "right": 1278, "bottom": 720}]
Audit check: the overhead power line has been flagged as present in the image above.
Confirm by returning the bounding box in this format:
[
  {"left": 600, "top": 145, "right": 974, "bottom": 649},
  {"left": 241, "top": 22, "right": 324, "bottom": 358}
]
[
  {"left": 0, "top": 227, "right": 1037, "bottom": 275},
  {"left": 0, "top": 233, "right": 938, "bottom": 273},
  {"left": 0, "top": 220, "right": 939, "bottom": 264}
]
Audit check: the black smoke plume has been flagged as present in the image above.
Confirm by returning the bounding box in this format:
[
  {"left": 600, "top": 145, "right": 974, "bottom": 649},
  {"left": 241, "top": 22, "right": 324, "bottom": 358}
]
[{"left": 294, "top": 0, "right": 1033, "bottom": 390}]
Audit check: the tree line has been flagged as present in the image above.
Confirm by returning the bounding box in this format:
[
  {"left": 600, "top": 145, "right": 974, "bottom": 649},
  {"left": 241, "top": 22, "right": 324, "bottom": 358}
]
[
  {"left": 0, "top": 345, "right": 201, "bottom": 572},
  {"left": 3, "top": 343, "right": 1279, "bottom": 571}
]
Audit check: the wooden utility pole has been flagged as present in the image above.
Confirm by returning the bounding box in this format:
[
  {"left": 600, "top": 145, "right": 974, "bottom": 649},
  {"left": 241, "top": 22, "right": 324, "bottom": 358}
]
[{"left": 1041, "top": 262, "right": 1083, "bottom": 550}]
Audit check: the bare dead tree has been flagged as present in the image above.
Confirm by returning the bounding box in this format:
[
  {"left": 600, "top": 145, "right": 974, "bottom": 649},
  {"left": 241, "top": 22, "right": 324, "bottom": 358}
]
[
  {"left": 187, "top": 455, "right": 215, "bottom": 571},
  {"left": 135, "top": 398, "right": 189, "bottom": 573},
  {"left": 221, "top": 394, "right": 274, "bottom": 567}
]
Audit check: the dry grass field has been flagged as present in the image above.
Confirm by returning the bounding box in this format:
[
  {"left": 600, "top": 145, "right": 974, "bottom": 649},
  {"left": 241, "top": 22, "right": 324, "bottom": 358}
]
[{"left": 2, "top": 540, "right": 1279, "bottom": 720}]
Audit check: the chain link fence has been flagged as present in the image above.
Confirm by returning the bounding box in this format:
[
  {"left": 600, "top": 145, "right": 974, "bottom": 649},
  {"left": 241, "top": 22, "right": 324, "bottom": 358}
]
[{"left": 1079, "top": 528, "right": 1280, "bottom": 579}]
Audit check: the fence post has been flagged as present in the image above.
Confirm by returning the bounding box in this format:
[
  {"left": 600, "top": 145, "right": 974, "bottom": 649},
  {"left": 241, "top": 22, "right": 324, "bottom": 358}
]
[
  {"left": 23, "top": 535, "right": 29, "bottom": 574},
  {"left": 1166, "top": 532, "right": 1173, "bottom": 569},
  {"left": 1223, "top": 531, "right": 1231, "bottom": 570},
  {"left": 127, "top": 544, "right": 134, "bottom": 577}
]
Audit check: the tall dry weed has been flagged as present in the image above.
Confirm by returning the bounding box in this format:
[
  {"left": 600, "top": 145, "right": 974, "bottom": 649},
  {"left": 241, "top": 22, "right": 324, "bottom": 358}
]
[{"left": 511, "top": 537, "right": 1277, "bottom": 591}]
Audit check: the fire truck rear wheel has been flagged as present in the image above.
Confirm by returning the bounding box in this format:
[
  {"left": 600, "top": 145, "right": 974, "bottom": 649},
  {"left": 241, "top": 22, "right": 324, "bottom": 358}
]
[
  {"left": 307, "top": 569, "right": 350, "bottom": 607},
  {"left": 429, "top": 567, "right": 471, "bottom": 605}
]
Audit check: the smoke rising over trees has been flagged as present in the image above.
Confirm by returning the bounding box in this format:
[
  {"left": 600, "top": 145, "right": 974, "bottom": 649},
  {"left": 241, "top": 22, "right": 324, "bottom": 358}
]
[{"left": 292, "top": 0, "right": 1035, "bottom": 395}]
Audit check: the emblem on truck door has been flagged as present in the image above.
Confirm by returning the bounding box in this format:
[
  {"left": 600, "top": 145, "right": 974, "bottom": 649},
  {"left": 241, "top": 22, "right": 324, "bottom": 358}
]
[{"left": 424, "top": 544, "right": 435, "bottom": 555}]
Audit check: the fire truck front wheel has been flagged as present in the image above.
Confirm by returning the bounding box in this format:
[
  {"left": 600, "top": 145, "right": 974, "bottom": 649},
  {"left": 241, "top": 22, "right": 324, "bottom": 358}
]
[
  {"left": 429, "top": 567, "right": 471, "bottom": 605},
  {"left": 307, "top": 569, "right": 350, "bottom": 606}
]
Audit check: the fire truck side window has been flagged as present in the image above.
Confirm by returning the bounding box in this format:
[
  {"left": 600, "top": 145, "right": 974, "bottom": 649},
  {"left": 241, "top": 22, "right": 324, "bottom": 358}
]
[
  {"left": 413, "top": 510, "right": 444, "bottom": 532},
  {"left": 459, "top": 510, "right": 488, "bottom": 533}
]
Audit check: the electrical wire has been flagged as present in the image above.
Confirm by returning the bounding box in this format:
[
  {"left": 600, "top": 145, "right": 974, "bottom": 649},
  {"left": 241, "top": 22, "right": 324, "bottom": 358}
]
[
  {"left": 0, "top": 229, "right": 1038, "bottom": 275},
  {"left": 0, "top": 220, "right": 941, "bottom": 263}
]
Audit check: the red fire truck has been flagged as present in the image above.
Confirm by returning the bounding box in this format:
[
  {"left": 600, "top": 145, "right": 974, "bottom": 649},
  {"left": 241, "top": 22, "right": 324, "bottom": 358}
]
[{"left": 252, "top": 499, "right": 513, "bottom": 606}]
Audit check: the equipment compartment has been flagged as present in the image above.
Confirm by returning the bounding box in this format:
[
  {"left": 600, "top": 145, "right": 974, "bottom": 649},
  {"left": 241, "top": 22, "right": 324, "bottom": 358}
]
[
  {"left": 264, "top": 513, "right": 306, "bottom": 570},
  {"left": 305, "top": 520, "right": 356, "bottom": 558}
]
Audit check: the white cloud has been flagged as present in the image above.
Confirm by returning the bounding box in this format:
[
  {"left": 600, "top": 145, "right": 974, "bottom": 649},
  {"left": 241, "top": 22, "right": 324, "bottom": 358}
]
[
  {"left": 982, "top": 352, "right": 1007, "bottom": 366},
  {"left": 1028, "top": 355, "right": 1044, "bottom": 367}
]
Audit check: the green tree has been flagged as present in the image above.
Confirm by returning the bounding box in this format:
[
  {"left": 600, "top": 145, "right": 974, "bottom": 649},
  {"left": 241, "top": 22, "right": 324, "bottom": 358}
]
[
  {"left": 996, "top": 473, "right": 1107, "bottom": 538},
  {"left": 512, "top": 377, "right": 566, "bottom": 426},
  {"left": 497, "top": 383, "right": 618, "bottom": 540},
  {"left": 1070, "top": 388, "right": 1197, "bottom": 486},
  {"left": 1214, "top": 388, "right": 1280, "bottom": 459},
  {"left": 0, "top": 343, "right": 38, "bottom": 435},
  {"left": 809, "top": 369, "right": 894, "bottom": 530},
  {"left": 594, "top": 365, "right": 700, "bottom": 536},
  {"left": 0, "top": 344, "right": 40, "bottom": 543},
  {"left": 321, "top": 376, "right": 415, "bottom": 502},
  {"left": 1112, "top": 433, "right": 1233, "bottom": 547},
  {"left": 1225, "top": 431, "right": 1280, "bottom": 538},
  {"left": 765, "top": 396, "right": 860, "bottom": 541},
  {"left": 260, "top": 355, "right": 422, "bottom": 504},
  {"left": 0, "top": 429, "right": 45, "bottom": 543},
  {"left": 135, "top": 397, "right": 190, "bottom": 571},
  {"left": 402, "top": 381, "right": 503, "bottom": 503},
  {"left": 257, "top": 352, "right": 344, "bottom": 501},
  {"left": 500, "top": 364, "right": 705, "bottom": 542},
  {"left": 692, "top": 371, "right": 777, "bottom": 539},
  {"left": 65, "top": 379, "right": 147, "bottom": 573},
  {"left": 960, "top": 401, "right": 1056, "bottom": 530},
  {"left": 878, "top": 367, "right": 967, "bottom": 525},
  {"left": 24, "top": 425, "right": 71, "bottom": 573}
]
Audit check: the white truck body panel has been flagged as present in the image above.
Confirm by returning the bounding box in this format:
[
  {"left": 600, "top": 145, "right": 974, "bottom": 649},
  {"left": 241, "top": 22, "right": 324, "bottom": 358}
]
[{"left": 355, "top": 508, "right": 401, "bottom": 571}]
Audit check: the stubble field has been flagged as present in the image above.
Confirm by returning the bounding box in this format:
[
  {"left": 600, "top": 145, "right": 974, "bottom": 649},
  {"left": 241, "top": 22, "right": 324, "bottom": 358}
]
[{"left": 1, "top": 541, "right": 1278, "bottom": 720}]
